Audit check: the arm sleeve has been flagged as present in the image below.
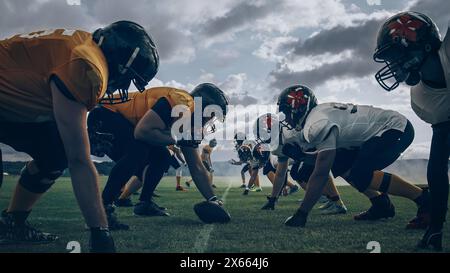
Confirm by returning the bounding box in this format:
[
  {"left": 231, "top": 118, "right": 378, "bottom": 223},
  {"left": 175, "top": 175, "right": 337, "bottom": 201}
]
[{"left": 151, "top": 97, "right": 173, "bottom": 127}]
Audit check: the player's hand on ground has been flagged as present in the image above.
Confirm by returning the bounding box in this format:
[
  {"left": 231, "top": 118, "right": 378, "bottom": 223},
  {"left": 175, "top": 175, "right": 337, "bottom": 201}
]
[
  {"left": 89, "top": 228, "right": 116, "bottom": 253},
  {"left": 284, "top": 209, "right": 308, "bottom": 227},
  {"left": 261, "top": 196, "right": 277, "bottom": 210}
]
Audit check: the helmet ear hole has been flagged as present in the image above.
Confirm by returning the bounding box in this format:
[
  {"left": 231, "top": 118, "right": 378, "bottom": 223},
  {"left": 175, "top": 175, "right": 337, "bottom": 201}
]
[{"left": 424, "top": 43, "right": 432, "bottom": 52}]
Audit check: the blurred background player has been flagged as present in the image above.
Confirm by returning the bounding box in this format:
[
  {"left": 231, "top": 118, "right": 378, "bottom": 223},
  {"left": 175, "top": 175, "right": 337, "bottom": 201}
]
[
  {"left": 373, "top": 11, "right": 449, "bottom": 251},
  {"left": 186, "top": 139, "right": 218, "bottom": 188},
  {"left": 253, "top": 113, "right": 346, "bottom": 214},
  {"left": 229, "top": 132, "right": 250, "bottom": 189},
  {"left": 0, "top": 21, "right": 158, "bottom": 252},
  {"left": 168, "top": 145, "right": 188, "bottom": 192}
]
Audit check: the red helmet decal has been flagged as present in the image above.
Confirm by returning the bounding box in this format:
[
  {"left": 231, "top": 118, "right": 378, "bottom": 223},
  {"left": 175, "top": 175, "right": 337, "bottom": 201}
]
[
  {"left": 287, "top": 90, "right": 307, "bottom": 109},
  {"left": 387, "top": 14, "right": 424, "bottom": 42},
  {"left": 265, "top": 115, "right": 272, "bottom": 130}
]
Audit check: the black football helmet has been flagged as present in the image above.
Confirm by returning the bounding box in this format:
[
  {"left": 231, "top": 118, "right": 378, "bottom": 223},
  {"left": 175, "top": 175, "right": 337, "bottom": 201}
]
[
  {"left": 234, "top": 132, "right": 247, "bottom": 149},
  {"left": 253, "top": 143, "right": 271, "bottom": 165},
  {"left": 209, "top": 139, "right": 218, "bottom": 148},
  {"left": 237, "top": 145, "right": 253, "bottom": 162},
  {"left": 253, "top": 113, "right": 280, "bottom": 144},
  {"left": 93, "top": 21, "right": 159, "bottom": 103},
  {"left": 374, "top": 12, "right": 441, "bottom": 91},
  {"left": 277, "top": 85, "right": 317, "bottom": 130},
  {"left": 191, "top": 83, "right": 229, "bottom": 135}
]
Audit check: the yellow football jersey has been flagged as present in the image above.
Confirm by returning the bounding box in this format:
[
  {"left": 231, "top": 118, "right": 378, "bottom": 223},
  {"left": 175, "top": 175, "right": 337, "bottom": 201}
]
[
  {"left": 103, "top": 87, "right": 194, "bottom": 126},
  {"left": 0, "top": 29, "right": 108, "bottom": 122}
]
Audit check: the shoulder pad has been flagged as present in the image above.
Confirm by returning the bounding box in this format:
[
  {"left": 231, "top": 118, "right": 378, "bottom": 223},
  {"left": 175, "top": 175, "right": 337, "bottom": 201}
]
[{"left": 303, "top": 119, "right": 336, "bottom": 144}]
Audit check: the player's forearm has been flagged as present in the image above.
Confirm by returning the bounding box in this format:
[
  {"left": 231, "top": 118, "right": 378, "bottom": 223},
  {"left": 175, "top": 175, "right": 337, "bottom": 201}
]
[
  {"left": 299, "top": 173, "right": 329, "bottom": 213},
  {"left": 190, "top": 166, "right": 215, "bottom": 200},
  {"left": 69, "top": 160, "right": 108, "bottom": 228},
  {"left": 135, "top": 128, "right": 176, "bottom": 146},
  {"left": 270, "top": 161, "right": 288, "bottom": 198}
]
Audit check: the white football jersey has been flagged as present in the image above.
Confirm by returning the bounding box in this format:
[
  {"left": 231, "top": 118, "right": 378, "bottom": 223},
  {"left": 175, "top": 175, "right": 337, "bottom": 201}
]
[
  {"left": 411, "top": 24, "right": 450, "bottom": 125},
  {"left": 295, "top": 103, "right": 407, "bottom": 152}
]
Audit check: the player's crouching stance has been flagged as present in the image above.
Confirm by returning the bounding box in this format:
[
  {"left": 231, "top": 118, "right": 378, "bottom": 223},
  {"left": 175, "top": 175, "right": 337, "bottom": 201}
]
[
  {"left": 373, "top": 12, "right": 450, "bottom": 251},
  {"left": 0, "top": 21, "right": 159, "bottom": 252},
  {"left": 255, "top": 113, "right": 346, "bottom": 213},
  {"left": 275, "top": 85, "right": 430, "bottom": 230},
  {"left": 88, "top": 84, "right": 230, "bottom": 225}
]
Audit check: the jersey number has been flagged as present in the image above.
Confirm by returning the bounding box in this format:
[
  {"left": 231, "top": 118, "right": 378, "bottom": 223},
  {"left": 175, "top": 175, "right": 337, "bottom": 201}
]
[
  {"left": 332, "top": 103, "right": 358, "bottom": 114},
  {"left": 19, "top": 29, "right": 76, "bottom": 39}
]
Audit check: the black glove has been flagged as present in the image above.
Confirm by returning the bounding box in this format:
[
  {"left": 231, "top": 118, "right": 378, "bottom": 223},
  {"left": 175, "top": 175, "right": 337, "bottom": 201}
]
[
  {"left": 284, "top": 209, "right": 308, "bottom": 227},
  {"left": 90, "top": 132, "right": 114, "bottom": 157},
  {"left": 177, "top": 139, "right": 201, "bottom": 148},
  {"left": 89, "top": 228, "right": 116, "bottom": 253},
  {"left": 261, "top": 196, "right": 277, "bottom": 210}
]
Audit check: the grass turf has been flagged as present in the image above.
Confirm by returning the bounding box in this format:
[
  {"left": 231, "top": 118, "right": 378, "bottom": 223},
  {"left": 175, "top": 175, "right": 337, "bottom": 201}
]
[{"left": 0, "top": 176, "right": 448, "bottom": 253}]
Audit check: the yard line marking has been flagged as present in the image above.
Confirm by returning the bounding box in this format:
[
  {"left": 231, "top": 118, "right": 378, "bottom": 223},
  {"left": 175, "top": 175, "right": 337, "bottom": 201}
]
[{"left": 193, "top": 181, "right": 232, "bottom": 253}]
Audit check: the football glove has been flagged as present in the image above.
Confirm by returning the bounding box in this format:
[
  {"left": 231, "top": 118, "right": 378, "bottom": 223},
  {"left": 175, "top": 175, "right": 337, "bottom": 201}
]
[
  {"left": 90, "top": 132, "right": 114, "bottom": 157},
  {"left": 261, "top": 196, "right": 277, "bottom": 210},
  {"left": 208, "top": 196, "right": 224, "bottom": 206},
  {"left": 284, "top": 209, "right": 308, "bottom": 227},
  {"left": 89, "top": 228, "right": 116, "bottom": 253}
]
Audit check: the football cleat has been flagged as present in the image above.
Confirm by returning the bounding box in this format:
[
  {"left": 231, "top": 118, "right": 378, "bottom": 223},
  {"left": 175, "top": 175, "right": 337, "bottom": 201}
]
[
  {"left": 105, "top": 205, "right": 129, "bottom": 231},
  {"left": 239, "top": 184, "right": 246, "bottom": 189},
  {"left": 320, "top": 202, "right": 348, "bottom": 215},
  {"left": 176, "top": 185, "right": 188, "bottom": 192},
  {"left": 417, "top": 228, "right": 443, "bottom": 252},
  {"left": 407, "top": 190, "right": 430, "bottom": 229},
  {"left": 318, "top": 195, "right": 329, "bottom": 204},
  {"left": 114, "top": 198, "right": 134, "bottom": 207},
  {"left": 289, "top": 185, "right": 300, "bottom": 195},
  {"left": 134, "top": 202, "right": 170, "bottom": 217},
  {"left": 0, "top": 210, "right": 58, "bottom": 245},
  {"left": 318, "top": 200, "right": 334, "bottom": 210},
  {"left": 243, "top": 189, "right": 249, "bottom": 196},
  {"left": 353, "top": 202, "right": 395, "bottom": 221}
]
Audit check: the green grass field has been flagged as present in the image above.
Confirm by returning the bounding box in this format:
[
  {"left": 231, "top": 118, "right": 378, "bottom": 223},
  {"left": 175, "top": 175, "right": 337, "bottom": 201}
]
[{"left": 0, "top": 176, "right": 448, "bottom": 253}]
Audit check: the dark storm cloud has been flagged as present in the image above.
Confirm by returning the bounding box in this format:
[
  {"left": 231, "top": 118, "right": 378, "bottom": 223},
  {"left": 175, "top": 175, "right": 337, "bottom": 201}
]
[
  {"left": 200, "top": 1, "right": 277, "bottom": 37},
  {"left": 270, "top": 0, "right": 450, "bottom": 89},
  {"left": 0, "top": 0, "right": 193, "bottom": 62}
]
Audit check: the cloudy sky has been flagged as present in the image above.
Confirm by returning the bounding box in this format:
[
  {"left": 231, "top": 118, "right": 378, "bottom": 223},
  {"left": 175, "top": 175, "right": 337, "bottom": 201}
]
[{"left": 1, "top": 0, "right": 449, "bottom": 161}]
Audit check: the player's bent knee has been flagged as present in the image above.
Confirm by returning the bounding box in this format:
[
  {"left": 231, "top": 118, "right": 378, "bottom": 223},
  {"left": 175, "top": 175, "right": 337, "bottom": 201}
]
[{"left": 18, "top": 166, "right": 63, "bottom": 194}]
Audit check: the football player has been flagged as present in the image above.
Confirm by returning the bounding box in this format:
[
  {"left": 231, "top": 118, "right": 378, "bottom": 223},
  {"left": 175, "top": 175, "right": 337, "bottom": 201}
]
[
  {"left": 252, "top": 143, "right": 300, "bottom": 196},
  {"left": 254, "top": 113, "right": 347, "bottom": 214},
  {"left": 229, "top": 132, "right": 251, "bottom": 188},
  {"left": 273, "top": 85, "right": 430, "bottom": 231},
  {"left": 186, "top": 138, "right": 218, "bottom": 188},
  {"left": 168, "top": 145, "right": 188, "bottom": 192},
  {"left": 0, "top": 21, "right": 158, "bottom": 252},
  {"left": 373, "top": 12, "right": 449, "bottom": 251},
  {"left": 88, "top": 84, "right": 229, "bottom": 223}
]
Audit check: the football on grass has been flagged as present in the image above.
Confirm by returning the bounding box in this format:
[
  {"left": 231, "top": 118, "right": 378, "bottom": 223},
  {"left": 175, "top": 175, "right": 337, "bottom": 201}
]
[{"left": 193, "top": 201, "right": 231, "bottom": 224}]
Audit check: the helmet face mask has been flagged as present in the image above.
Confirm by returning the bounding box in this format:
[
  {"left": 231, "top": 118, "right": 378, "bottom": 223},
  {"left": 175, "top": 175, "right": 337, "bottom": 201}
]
[{"left": 374, "top": 44, "right": 428, "bottom": 91}]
